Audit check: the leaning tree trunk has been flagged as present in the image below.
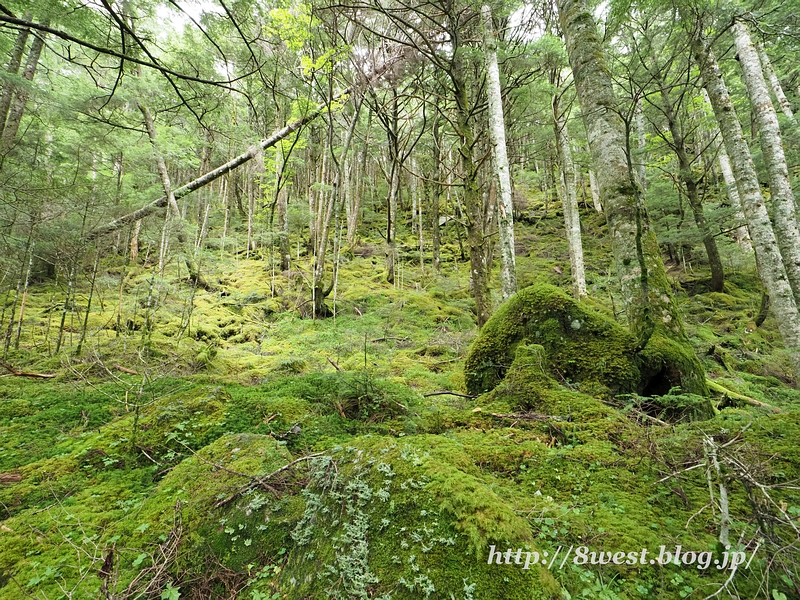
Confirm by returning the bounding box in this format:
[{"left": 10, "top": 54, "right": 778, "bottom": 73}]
[
  {"left": 700, "top": 89, "right": 751, "bottom": 248},
  {"left": 87, "top": 52, "right": 407, "bottom": 241},
  {"left": 693, "top": 22, "right": 800, "bottom": 377},
  {"left": 0, "top": 13, "right": 30, "bottom": 140},
  {"left": 1, "top": 22, "right": 46, "bottom": 152},
  {"left": 553, "top": 92, "right": 587, "bottom": 298},
  {"left": 753, "top": 36, "right": 795, "bottom": 123},
  {"left": 733, "top": 17, "right": 800, "bottom": 306},
  {"left": 482, "top": 4, "right": 517, "bottom": 300},
  {"left": 557, "top": 0, "right": 708, "bottom": 396}
]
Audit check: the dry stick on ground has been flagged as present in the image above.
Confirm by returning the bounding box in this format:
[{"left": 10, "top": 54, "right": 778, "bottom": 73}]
[
  {"left": 214, "top": 452, "right": 325, "bottom": 509},
  {"left": 423, "top": 390, "right": 477, "bottom": 399},
  {"left": 0, "top": 360, "right": 56, "bottom": 378},
  {"left": 486, "top": 411, "right": 568, "bottom": 422}
]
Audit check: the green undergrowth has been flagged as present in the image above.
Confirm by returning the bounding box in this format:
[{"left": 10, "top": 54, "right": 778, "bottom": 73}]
[{"left": 2, "top": 205, "right": 800, "bottom": 598}]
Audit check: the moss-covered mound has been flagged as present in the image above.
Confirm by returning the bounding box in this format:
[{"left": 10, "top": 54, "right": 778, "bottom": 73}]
[
  {"left": 464, "top": 284, "right": 640, "bottom": 396},
  {"left": 273, "top": 436, "right": 561, "bottom": 600},
  {"left": 464, "top": 284, "right": 711, "bottom": 408}
]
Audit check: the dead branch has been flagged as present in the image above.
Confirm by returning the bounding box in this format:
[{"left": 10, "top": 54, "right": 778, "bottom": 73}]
[
  {"left": 423, "top": 390, "right": 477, "bottom": 399},
  {"left": 87, "top": 50, "right": 409, "bottom": 240},
  {"left": 213, "top": 452, "right": 325, "bottom": 509},
  {"left": 0, "top": 360, "right": 56, "bottom": 378}
]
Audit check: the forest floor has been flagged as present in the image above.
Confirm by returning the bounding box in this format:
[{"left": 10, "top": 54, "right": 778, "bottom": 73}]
[{"left": 1, "top": 197, "right": 799, "bottom": 599}]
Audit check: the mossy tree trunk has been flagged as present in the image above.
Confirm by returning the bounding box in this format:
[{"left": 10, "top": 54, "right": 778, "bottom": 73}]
[
  {"left": 556, "top": 0, "right": 707, "bottom": 394},
  {"left": 692, "top": 20, "right": 800, "bottom": 377},
  {"left": 1, "top": 20, "right": 47, "bottom": 153},
  {"left": 732, "top": 17, "right": 800, "bottom": 305},
  {"left": 0, "top": 12, "right": 30, "bottom": 141}
]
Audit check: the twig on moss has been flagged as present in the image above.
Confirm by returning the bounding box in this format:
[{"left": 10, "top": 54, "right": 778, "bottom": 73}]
[
  {"left": 0, "top": 360, "right": 56, "bottom": 378},
  {"left": 423, "top": 390, "right": 477, "bottom": 399},
  {"left": 214, "top": 452, "right": 325, "bottom": 509},
  {"left": 486, "top": 411, "right": 568, "bottom": 422}
]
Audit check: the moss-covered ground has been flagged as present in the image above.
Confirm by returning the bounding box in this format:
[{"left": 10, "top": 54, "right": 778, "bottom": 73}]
[{"left": 1, "top": 196, "right": 799, "bottom": 599}]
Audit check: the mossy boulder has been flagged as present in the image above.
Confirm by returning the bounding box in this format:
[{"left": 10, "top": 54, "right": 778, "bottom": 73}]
[
  {"left": 464, "top": 284, "right": 640, "bottom": 396},
  {"left": 465, "top": 284, "right": 710, "bottom": 404}
]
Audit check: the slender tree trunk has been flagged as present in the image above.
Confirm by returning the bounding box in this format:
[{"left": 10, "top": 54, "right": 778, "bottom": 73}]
[
  {"left": 700, "top": 89, "right": 751, "bottom": 247},
  {"left": 453, "top": 53, "right": 490, "bottom": 326},
  {"left": 13, "top": 239, "right": 34, "bottom": 350},
  {"left": 655, "top": 77, "right": 724, "bottom": 291},
  {"left": 588, "top": 169, "right": 602, "bottom": 212},
  {"left": 75, "top": 251, "right": 100, "bottom": 356},
  {"left": 558, "top": 0, "right": 708, "bottom": 395},
  {"left": 411, "top": 156, "right": 424, "bottom": 272},
  {"left": 693, "top": 22, "right": 800, "bottom": 377},
  {"left": 733, "top": 17, "right": 800, "bottom": 305},
  {"left": 432, "top": 116, "right": 442, "bottom": 271},
  {"left": 553, "top": 93, "right": 587, "bottom": 298},
  {"left": 385, "top": 87, "right": 400, "bottom": 285},
  {"left": 1, "top": 23, "right": 46, "bottom": 151},
  {"left": 0, "top": 14, "right": 30, "bottom": 139},
  {"left": 634, "top": 97, "right": 647, "bottom": 192},
  {"left": 313, "top": 101, "right": 361, "bottom": 317},
  {"left": 130, "top": 219, "right": 141, "bottom": 261},
  {"left": 754, "top": 36, "right": 795, "bottom": 123},
  {"left": 482, "top": 4, "right": 517, "bottom": 300}
]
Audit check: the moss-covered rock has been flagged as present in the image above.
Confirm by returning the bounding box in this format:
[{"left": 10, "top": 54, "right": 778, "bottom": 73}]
[
  {"left": 465, "top": 284, "right": 711, "bottom": 404},
  {"left": 464, "top": 284, "right": 640, "bottom": 396}
]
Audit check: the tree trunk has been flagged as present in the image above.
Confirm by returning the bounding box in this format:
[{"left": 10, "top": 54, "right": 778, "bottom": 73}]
[
  {"left": 693, "top": 22, "right": 800, "bottom": 377},
  {"left": 588, "top": 169, "right": 602, "bottom": 212},
  {"left": 553, "top": 92, "right": 587, "bottom": 298},
  {"left": 558, "top": 0, "right": 708, "bottom": 396},
  {"left": 0, "top": 14, "right": 31, "bottom": 139},
  {"left": 432, "top": 116, "right": 442, "bottom": 271},
  {"left": 732, "top": 17, "right": 800, "bottom": 305},
  {"left": 482, "top": 4, "right": 517, "bottom": 300},
  {"left": 313, "top": 100, "right": 361, "bottom": 317},
  {"left": 634, "top": 97, "right": 647, "bottom": 193},
  {"left": 453, "top": 49, "right": 490, "bottom": 326},
  {"left": 1, "top": 22, "right": 46, "bottom": 152},
  {"left": 655, "top": 76, "right": 724, "bottom": 292},
  {"left": 700, "top": 89, "right": 751, "bottom": 248},
  {"left": 754, "top": 36, "right": 795, "bottom": 123}
]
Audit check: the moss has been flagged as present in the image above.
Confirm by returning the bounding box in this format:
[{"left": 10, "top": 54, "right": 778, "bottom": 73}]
[
  {"left": 636, "top": 334, "right": 711, "bottom": 399},
  {"left": 465, "top": 285, "right": 711, "bottom": 416},
  {"left": 464, "top": 284, "right": 640, "bottom": 396},
  {"left": 277, "top": 437, "right": 561, "bottom": 599}
]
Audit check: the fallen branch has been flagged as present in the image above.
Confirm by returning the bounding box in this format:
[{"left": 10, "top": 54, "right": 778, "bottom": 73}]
[
  {"left": 0, "top": 360, "right": 56, "bottom": 378},
  {"left": 707, "top": 379, "right": 781, "bottom": 412},
  {"left": 88, "top": 51, "right": 409, "bottom": 240},
  {"left": 423, "top": 390, "right": 477, "bottom": 399},
  {"left": 485, "top": 411, "right": 568, "bottom": 422},
  {"left": 114, "top": 364, "right": 139, "bottom": 375},
  {"left": 214, "top": 452, "right": 325, "bottom": 509}
]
